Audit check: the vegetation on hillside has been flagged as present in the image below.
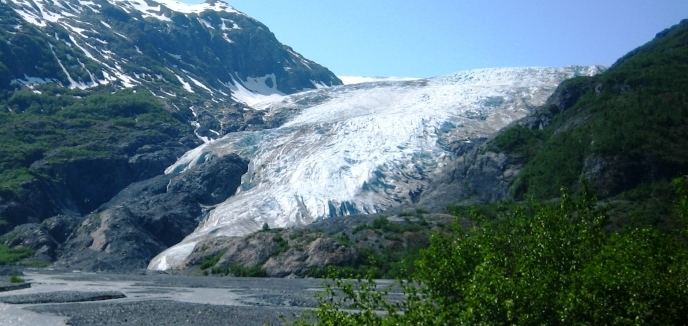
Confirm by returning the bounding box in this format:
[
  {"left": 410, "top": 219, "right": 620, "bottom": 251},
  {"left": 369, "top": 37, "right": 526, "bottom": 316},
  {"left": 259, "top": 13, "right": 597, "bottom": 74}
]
[
  {"left": 0, "top": 86, "right": 194, "bottom": 231},
  {"left": 491, "top": 20, "right": 688, "bottom": 200},
  {"left": 302, "top": 182, "right": 688, "bottom": 325},
  {"left": 194, "top": 213, "right": 451, "bottom": 279},
  {"left": 0, "top": 244, "right": 31, "bottom": 265}
]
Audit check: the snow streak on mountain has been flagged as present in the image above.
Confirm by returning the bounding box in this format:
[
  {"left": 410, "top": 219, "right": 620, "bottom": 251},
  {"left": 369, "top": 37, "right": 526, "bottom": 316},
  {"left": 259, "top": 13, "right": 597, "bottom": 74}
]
[
  {"left": 1, "top": 0, "right": 340, "bottom": 138},
  {"left": 149, "top": 66, "right": 602, "bottom": 270}
]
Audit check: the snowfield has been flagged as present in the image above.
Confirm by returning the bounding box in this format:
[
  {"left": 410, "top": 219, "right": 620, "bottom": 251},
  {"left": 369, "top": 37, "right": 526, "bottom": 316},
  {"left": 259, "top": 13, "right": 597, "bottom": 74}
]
[{"left": 149, "top": 66, "right": 603, "bottom": 271}]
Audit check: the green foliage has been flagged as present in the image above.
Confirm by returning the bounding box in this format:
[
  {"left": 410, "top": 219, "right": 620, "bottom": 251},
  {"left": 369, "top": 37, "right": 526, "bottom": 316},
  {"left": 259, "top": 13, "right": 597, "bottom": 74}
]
[
  {"left": 294, "top": 278, "right": 402, "bottom": 326},
  {"left": 490, "top": 125, "right": 542, "bottom": 159},
  {"left": 306, "top": 187, "right": 688, "bottom": 325},
  {"left": 371, "top": 216, "right": 390, "bottom": 230},
  {"left": 200, "top": 254, "right": 221, "bottom": 270},
  {"left": 0, "top": 88, "right": 191, "bottom": 193},
  {"left": 0, "top": 245, "right": 32, "bottom": 265},
  {"left": 273, "top": 235, "right": 289, "bottom": 255},
  {"left": 334, "top": 233, "right": 351, "bottom": 246},
  {"left": 9, "top": 273, "right": 24, "bottom": 284},
  {"left": 674, "top": 176, "right": 688, "bottom": 230},
  {"left": 492, "top": 21, "right": 688, "bottom": 199}
]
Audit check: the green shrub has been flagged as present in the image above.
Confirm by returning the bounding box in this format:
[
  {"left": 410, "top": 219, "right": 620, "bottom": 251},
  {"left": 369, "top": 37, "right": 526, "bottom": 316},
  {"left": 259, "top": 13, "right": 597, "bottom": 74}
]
[
  {"left": 304, "top": 187, "right": 688, "bottom": 325},
  {"left": 273, "top": 236, "right": 289, "bottom": 255},
  {"left": 9, "top": 274, "right": 24, "bottom": 284},
  {"left": 200, "top": 254, "right": 221, "bottom": 270},
  {"left": 0, "top": 245, "right": 32, "bottom": 265}
]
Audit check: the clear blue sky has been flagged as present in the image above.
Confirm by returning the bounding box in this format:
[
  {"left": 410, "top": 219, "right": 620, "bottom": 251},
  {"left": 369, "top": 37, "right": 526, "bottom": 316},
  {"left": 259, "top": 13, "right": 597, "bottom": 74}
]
[{"left": 184, "top": 0, "right": 688, "bottom": 77}]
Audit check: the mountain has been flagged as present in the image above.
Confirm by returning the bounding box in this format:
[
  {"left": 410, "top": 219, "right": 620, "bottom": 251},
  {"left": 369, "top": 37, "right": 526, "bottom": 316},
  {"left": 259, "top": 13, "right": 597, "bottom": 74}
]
[
  {"left": 1, "top": 0, "right": 340, "bottom": 135},
  {"left": 0, "top": 0, "right": 340, "bottom": 239},
  {"left": 147, "top": 66, "right": 600, "bottom": 271},
  {"left": 3, "top": 2, "right": 683, "bottom": 275},
  {"left": 168, "top": 19, "right": 688, "bottom": 278},
  {"left": 440, "top": 19, "right": 688, "bottom": 207}
]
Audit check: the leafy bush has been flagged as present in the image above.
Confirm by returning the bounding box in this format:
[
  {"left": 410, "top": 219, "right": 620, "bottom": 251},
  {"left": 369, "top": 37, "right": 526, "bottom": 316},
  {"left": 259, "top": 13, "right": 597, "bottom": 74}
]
[
  {"left": 200, "top": 254, "right": 221, "bottom": 270},
  {"left": 0, "top": 245, "right": 32, "bottom": 265},
  {"left": 9, "top": 273, "right": 24, "bottom": 284},
  {"left": 304, "top": 186, "right": 688, "bottom": 325},
  {"left": 273, "top": 235, "right": 289, "bottom": 255}
]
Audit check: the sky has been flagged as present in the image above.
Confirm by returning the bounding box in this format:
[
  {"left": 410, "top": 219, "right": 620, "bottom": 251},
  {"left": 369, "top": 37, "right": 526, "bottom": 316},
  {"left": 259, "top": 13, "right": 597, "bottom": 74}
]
[{"left": 183, "top": 0, "right": 688, "bottom": 78}]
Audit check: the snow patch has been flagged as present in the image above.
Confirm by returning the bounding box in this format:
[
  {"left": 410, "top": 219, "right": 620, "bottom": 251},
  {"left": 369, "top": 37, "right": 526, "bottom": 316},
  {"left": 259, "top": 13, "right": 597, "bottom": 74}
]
[
  {"left": 174, "top": 74, "right": 194, "bottom": 93},
  {"left": 187, "top": 75, "right": 213, "bottom": 93},
  {"left": 339, "top": 76, "right": 421, "bottom": 85},
  {"left": 155, "top": 0, "right": 241, "bottom": 14},
  {"left": 228, "top": 74, "right": 285, "bottom": 108}
]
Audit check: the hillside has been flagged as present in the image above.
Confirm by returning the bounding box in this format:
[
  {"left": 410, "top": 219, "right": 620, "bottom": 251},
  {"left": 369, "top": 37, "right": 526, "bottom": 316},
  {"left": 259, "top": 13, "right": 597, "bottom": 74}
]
[
  {"left": 431, "top": 19, "right": 688, "bottom": 214},
  {"left": 506, "top": 19, "right": 688, "bottom": 200},
  {"left": 0, "top": 0, "right": 340, "bottom": 238}
]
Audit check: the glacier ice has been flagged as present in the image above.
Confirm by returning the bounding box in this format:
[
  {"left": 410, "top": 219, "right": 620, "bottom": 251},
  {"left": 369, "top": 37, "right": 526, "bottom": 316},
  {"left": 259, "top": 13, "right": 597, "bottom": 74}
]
[{"left": 148, "top": 66, "right": 602, "bottom": 271}]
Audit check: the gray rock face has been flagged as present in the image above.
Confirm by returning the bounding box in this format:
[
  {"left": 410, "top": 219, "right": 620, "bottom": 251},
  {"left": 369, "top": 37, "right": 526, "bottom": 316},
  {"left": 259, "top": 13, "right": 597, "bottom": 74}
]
[
  {"left": 581, "top": 154, "right": 656, "bottom": 198},
  {"left": 186, "top": 230, "right": 357, "bottom": 277},
  {"left": 263, "top": 238, "right": 357, "bottom": 277},
  {"left": 0, "top": 215, "right": 83, "bottom": 262},
  {"left": 0, "top": 131, "right": 195, "bottom": 235},
  {"left": 55, "top": 154, "right": 248, "bottom": 272},
  {"left": 417, "top": 139, "right": 523, "bottom": 209}
]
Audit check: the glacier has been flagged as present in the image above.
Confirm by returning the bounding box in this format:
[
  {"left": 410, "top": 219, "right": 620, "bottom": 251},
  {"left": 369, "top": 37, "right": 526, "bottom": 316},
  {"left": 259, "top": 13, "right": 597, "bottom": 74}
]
[{"left": 149, "top": 66, "right": 602, "bottom": 271}]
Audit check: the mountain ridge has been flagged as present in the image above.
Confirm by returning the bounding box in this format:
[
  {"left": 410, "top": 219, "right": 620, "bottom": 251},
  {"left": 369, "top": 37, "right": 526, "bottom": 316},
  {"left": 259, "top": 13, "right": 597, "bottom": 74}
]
[{"left": 1, "top": 0, "right": 341, "bottom": 138}]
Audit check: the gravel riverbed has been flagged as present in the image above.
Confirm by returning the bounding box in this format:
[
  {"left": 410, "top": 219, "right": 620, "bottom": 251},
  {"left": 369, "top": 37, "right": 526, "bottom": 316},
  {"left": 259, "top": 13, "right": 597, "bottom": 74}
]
[{"left": 0, "top": 270, "right": 345, "bottom": 325}]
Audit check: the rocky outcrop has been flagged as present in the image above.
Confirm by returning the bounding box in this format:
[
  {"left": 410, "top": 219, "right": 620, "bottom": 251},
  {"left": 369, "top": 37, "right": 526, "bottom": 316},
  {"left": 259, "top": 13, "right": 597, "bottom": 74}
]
[
  {"left": 0, "top": 125, "right": 196, "bottom": 235},
  {"left": 263, "top": 238, "right": 357, "bottom": 277},
  {"left": 0, "top": 214, "right": 83, "bottom": 263},
  {"left": 417, "top": 139, "right": 524, "bottom": 209},
  {"left": 54, "top": 154, "right": 248, "bottom": 272},
  {"left": 183, "top": 213, "right": 453, "bottom": 278}
]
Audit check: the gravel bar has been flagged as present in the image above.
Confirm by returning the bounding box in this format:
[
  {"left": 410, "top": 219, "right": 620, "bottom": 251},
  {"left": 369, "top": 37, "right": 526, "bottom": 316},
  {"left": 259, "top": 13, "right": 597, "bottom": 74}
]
[
  {"left": 0, "top": 290, "right": 126, "bottom": 304},
  {"left": 28, "top": 300, "right": 309, "bottom": 326},
  {"left": 0, "top": 282, "right": 31, "bottom": 292}
]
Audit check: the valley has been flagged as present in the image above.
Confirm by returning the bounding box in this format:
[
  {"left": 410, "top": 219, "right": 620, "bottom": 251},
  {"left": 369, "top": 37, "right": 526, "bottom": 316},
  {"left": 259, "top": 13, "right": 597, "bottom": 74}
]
[{"left": 0, "top": 0, "right": 687, "bottom": 324}]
